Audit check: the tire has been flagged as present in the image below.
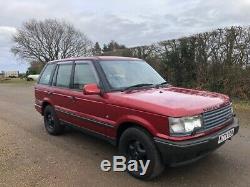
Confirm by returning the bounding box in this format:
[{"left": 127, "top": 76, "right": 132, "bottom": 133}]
[
  {"left": 118, "top": 127, "right": 164, "bottom": 180},
  {"left": 43, "top": 105, "right": 64, "bottom": 135}
]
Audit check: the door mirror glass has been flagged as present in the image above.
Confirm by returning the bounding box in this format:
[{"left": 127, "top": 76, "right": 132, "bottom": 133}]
[{"left": 83, "top": 83, "right": 101, "bottom": 95}]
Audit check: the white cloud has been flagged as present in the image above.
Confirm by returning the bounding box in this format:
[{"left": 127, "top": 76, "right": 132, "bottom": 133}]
[
  {"left": 0, "top": 26, "right": 17, "bottom": 34},
  {"left": 0, "top": 26, "right": 16, "bottom": 41}
]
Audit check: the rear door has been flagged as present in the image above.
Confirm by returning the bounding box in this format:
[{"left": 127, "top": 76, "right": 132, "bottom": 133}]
[
  {"left": 50, "top": 61, "right": 75, "bottom": 123},
  {"left": 35, "top": 63, "right": 56, "bottom": 110}
]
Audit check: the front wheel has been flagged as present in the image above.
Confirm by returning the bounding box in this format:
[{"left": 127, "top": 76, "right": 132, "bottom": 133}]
[
  {"left": 119, "top": 127, "right": 164, "bottom": 180},
  {"left": 44, "top": 105, "right": 64, "bottom": 135}
]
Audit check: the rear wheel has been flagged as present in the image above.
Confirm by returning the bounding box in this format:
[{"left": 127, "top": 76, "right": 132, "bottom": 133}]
[
  {"left": 119, "top": 127, "right": 164, "bottom": 180},
  {"left": 44, "top": 105, "right": 64, "bottom": 135}
]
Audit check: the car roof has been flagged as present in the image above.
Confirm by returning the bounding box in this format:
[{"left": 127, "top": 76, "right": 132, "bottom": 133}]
[{"left": 48, "top": 56, "right": 141, "bottom": 64}]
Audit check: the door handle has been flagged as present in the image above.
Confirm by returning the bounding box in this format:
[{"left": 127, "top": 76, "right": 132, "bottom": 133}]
[{"left": 47, "top": 91, "right": 53, "bottom": 96}]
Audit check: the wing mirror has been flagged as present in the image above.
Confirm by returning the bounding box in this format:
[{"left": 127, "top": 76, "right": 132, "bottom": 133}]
[{"left": 83, "top": 83, "right": 101, "bottom": 95}]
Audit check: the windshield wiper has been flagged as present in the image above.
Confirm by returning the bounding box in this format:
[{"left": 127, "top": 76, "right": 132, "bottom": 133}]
[
  {"left": 159, "top": 81, "right": 168, "bottom": 85},
  {"left": 122, "top": 83, "right": 153, "bottom": 92},
  {"left": 155, "top": 81, "right": 169, "bottom": 88}
]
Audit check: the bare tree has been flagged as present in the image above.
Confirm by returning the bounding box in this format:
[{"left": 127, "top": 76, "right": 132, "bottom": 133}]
[{"left": 11, "top": 19, "right": 93, "bottom": 64}]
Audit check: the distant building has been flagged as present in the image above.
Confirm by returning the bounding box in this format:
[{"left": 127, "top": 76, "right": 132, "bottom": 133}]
[{"left": 2, "top": 71, "right": 19, "bottom": 78}]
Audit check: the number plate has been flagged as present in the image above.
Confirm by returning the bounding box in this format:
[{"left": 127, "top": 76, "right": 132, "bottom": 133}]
[{"left": 218, "top": 128, "right": 234, "bottom": 144}]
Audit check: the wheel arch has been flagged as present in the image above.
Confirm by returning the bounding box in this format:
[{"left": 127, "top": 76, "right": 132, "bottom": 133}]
[
  {"left": 116, "top": 121, "right": 154, "bottom": 146},
  {"left": 41, "top": 101, "right": 52, "bottom": 115}
]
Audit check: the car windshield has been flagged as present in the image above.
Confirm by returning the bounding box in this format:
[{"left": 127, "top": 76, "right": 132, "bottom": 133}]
[{"left": 99, "top": 60, "right": 166, "bottom": 90}]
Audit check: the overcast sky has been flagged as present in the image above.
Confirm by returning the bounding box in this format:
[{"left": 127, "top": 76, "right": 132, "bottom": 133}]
[{"left": 1, "top": 0, "right": 250, "bottom": 72}]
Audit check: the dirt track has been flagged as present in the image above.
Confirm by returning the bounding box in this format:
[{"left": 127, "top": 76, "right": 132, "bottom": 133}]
[{"left": 0, "top": 83, "right": 250, "bottom": 186}]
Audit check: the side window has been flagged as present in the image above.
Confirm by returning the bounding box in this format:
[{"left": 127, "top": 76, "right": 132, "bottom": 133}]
[
  {"left": 55, "top": 64, "right": 73, "bottom": 88},
  {"left": 73, "top": 63, "right": 98, "bottom": 89},
  {"left": 39, "top": 64, "right": 55, "bottom": 85}
]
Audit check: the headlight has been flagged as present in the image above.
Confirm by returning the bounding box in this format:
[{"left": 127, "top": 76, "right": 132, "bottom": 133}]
[{"left": 169, "top": 116, "right": 202, "bottom": 135}]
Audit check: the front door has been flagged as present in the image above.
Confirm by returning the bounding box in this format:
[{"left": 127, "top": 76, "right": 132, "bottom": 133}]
[{"left": 68, "top": 61, "right": 112, "bottom": 136}]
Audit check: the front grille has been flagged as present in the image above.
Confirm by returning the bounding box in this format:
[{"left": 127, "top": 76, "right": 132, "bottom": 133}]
[{"left": 202, "top": 104, "right": 233, "bottom": 130}]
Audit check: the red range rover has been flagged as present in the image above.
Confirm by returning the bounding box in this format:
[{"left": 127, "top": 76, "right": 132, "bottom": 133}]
[{"left": 35, "top": 56, "right": 239, "bottom": 179}]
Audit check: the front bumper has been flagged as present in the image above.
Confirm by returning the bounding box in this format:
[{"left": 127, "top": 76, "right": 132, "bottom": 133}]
[
  {"left": 35, "top": 104, "right": 42, "bottom": 114},
  {"left": 154, "top": 117, "right": 239, "bottom": 166}
]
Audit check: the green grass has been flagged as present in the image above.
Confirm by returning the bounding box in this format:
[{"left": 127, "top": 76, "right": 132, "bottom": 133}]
[
  {"left": 233, "top": 99, "right": 250, "bottom": 111},
  {"left": 0, "top": 78, "right": 35, "bottom": 85}
]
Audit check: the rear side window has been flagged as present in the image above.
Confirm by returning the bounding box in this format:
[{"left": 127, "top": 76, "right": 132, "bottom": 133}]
[
  {"left": 39, "top": 64, "right": 55, "bottom": 85},
  {"left": 55, "top": 64, "right": 73, "bottom": 88},
  {"left": 73, "top": 62, "right": 98, "bottom": 89}
]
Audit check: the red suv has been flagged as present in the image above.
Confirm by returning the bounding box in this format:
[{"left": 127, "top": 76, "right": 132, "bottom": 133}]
[{"left": 35, "top": 56, "right": 239, "bottom": 179}]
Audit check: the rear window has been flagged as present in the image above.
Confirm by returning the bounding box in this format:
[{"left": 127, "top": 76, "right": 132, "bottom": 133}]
[{"left": 39, "top": 64, "right": 55, "bottom": 85}]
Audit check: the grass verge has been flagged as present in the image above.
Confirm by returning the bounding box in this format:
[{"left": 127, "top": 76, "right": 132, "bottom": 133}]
[
  {"left": 0, "top": 78, "right": 35, "bottom": 85},
  {"left": 233, "top": 99, "right": 250, "bottom": 111}
]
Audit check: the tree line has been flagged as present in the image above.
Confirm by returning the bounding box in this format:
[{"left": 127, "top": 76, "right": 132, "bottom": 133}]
[{"left": 12, "top": 19, "right": 250, "bottom": 99}]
